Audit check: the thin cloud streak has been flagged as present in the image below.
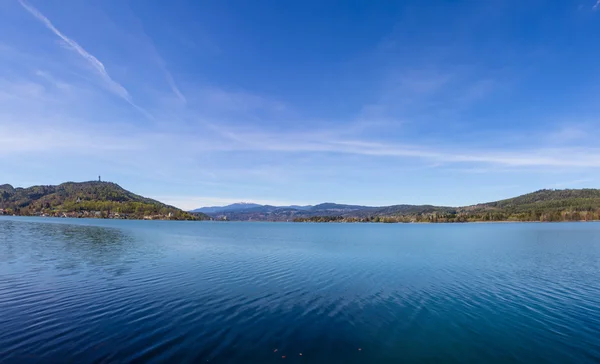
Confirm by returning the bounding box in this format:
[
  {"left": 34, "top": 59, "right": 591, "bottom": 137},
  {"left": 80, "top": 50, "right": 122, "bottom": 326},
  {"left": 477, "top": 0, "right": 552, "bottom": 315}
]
[
  {"left": 164, "top": 72, "right": 187, "bottom": 104},
  {"left": 131, "top": 13, "right": 187, "bottom": 104},
  {"left": 17, "top": 0, "right": 152, "bottom": 119},
  {"left": 192, "top": 127, "right": 600, "bottom": 168},
  {"left": 4, "top": 117, "right": 600, "bottom": 169}
]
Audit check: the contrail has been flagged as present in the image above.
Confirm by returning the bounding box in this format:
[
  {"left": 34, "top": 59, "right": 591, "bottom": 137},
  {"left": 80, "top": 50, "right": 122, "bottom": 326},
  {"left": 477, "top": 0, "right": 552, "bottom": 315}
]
[{"left": 18, "top": 0, "right": 153, "bottom": 119}]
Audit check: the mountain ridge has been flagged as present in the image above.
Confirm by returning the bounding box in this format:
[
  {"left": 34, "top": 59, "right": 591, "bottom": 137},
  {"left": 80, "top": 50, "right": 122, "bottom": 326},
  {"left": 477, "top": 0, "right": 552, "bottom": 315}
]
[
  {"left": 192, "top": 189, "right": 600, "bottom": 222},
  {"left": 191, "top": 202, "right": 264, "bottom": 214}
]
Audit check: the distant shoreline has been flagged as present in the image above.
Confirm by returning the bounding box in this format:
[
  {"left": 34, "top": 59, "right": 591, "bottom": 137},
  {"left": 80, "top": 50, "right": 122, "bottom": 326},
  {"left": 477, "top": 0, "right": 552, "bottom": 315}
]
[
  {"left": 4, "top": 215, "right": 599, "bottom": 225},
  {"left": 0, "top": 214, "right": 204, "bottom": 222},
  {"left": 288, "top": 219, "right": 600, "bottom": 224},
  {"left": 3, "top": 182, "right": 600, "bottom": 224}
]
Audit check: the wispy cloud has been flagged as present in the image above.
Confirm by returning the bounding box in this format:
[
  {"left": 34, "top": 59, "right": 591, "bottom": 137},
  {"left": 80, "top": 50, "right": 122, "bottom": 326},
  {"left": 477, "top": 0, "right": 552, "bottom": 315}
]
[
  {"left": 34, "top": 70, "right": 71, "bottom": 90},
  {"left": 594, "top": 0, "right": 600, "bottom": 10},
  {"left": 4, "top": 109, "right": 600, "bottom": 170},
  {"left": 17, "top": 0, "right": 152, "bottom": 118},
  {"left": 0, "top": 68, "right": 598, "bottom": 170},
  {"left": 164, "top": 71, "right": 186, "bottom": 104},
  {"left": 171, "top": 123, "right": 600, "bottom": 168},
  {"left": 128, "top": 9, "right": 187, "bottom": 105}
]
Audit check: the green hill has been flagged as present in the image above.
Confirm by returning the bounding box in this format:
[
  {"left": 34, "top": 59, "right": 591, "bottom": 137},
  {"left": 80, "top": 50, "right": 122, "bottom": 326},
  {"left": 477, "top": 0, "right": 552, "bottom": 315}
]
[
  {"left": 470, "top": 189, "right": 600, "bottom": 210},
  {"left": 457, "top": 189, "right": 600, "bottom": 222},
  {"left": 0, "top": 181, "right": 209, "bottom": 221}
]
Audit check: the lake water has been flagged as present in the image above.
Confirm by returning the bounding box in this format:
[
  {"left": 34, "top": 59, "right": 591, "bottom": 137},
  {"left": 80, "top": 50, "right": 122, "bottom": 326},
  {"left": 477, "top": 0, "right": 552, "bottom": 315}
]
[{"left": 1, "top": 217, "right": 600, "bottom": 363}]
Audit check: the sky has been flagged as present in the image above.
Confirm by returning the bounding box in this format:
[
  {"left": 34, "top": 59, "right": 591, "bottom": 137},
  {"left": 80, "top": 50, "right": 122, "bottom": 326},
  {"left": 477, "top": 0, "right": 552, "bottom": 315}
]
[{"left": 2, "top": 0, "right": 600, "bottom": 210}]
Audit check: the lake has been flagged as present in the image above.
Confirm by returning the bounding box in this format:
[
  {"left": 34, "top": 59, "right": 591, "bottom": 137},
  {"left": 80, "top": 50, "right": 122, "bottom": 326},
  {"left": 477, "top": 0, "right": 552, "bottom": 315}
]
[{"left": 1, "top": 217, "right": 600, "bottom": 363}]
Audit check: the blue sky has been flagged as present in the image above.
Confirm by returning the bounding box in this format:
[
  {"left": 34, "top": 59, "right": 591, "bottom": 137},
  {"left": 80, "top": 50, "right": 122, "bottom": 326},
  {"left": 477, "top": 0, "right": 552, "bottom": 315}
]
[{"left": 2, "top": 0, "right": 600, "bottom": 209}]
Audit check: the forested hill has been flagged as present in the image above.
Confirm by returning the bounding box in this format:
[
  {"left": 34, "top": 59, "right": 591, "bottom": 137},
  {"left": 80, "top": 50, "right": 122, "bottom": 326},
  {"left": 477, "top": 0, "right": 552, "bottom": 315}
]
[
  {"left": 0, "top": 181, "right": 209, "bottom": 221},
  {"left": 469, "top": 189, "right": 600, "bottom": 210},
  {"left": 457, "top": 189, "right": 600, "bottom": 222}
]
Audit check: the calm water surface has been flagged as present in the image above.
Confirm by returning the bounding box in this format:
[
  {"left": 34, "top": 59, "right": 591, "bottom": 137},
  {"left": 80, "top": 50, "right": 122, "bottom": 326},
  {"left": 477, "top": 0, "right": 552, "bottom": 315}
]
[{"left": 1, "top": 217, "right": 600, "bottom": 363}]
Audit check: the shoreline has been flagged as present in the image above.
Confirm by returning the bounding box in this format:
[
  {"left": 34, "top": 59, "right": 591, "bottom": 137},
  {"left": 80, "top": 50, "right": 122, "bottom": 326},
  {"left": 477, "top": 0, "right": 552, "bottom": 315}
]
[
  {"left": 2, "top": 215, "right": 599, "bottom": 224},
  {"left": 0, "top": 214, "right": 205, "bottom": 222}
]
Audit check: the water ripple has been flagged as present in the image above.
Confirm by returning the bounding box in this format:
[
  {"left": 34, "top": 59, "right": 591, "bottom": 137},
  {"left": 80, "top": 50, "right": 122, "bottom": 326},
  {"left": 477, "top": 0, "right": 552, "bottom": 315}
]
[{"left": 2, "top": 218, "right": 600, "bottom": 363}]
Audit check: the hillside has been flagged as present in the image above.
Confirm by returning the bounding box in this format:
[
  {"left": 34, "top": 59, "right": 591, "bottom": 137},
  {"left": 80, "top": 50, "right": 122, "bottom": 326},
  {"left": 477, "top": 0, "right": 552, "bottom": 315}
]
[
  {"left": 457, "top": 189, "right": 600, "bottom": 222},
  {"left": 0, "top": 181, "right": 209, "bottom": 221},
  {"left": 468, "top": 189, "right": 600, "bottom": 210},
  {"left": 194, "top": 189, "right": 600, "bottom": 222}
]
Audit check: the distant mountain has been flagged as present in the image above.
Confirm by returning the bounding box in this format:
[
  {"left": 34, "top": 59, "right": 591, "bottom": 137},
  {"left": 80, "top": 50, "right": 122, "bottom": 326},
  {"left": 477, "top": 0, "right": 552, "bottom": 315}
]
[
  {"left": 286, "top": 205, "right": 312, "bottom": 211},
  {"left": 191, "top": 203, "right": 316, "bottom": 214},
  {"left": 191, "top": 202, "right": 263, "bottom": 213},
  {"left": 310, "top": 203, "right": 368, "bottom": 212},
  {"left": 0, "top": 184, "right": 15, "bottom": 193},
  {"left": 190, "top": 202, "right": 367, "bottom": 214},
  {"left": 0, "top": 181, "right": 209, "bottom": 221},
  {"left": 192, "top": 189, "right": 600, "bottom": 222}
]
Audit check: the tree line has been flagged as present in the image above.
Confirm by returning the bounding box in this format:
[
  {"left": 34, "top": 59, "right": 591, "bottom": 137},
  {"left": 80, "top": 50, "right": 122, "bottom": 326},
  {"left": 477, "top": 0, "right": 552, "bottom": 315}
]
[{"left": 293, "top": 209, "right": 600, "bottom": 223}]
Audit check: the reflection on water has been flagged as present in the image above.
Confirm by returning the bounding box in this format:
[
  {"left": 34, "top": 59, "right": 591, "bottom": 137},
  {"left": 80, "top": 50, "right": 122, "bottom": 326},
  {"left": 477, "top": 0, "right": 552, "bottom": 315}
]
[{"left": 1, "top": 217, "right": 600, "bottom": 363}]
